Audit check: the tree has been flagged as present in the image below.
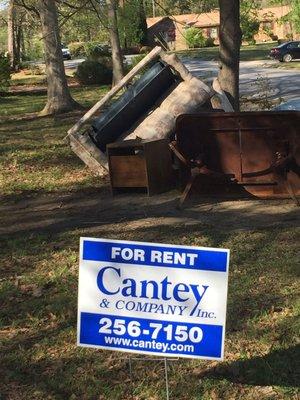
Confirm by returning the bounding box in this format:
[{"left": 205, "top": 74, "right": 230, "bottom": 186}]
[
  {"left": 118, "top": 0, "right": 148, "bottom": 48},
  {"left": 290, "top": 0, "right": 300, "bottom": 32},
  {"left": 144, "top": 0, "right": 219, "bottom": 16},
  {"left": 106, "top": 0, "right": 124, "bottom": 84},
  {"left": 218, "top": 0, "right": 242, "bottom": 111},
  {"left": 274, "top": 0, "right": 300, "bottom": 34},
  {"left": 241, "top": 0, "right": 260, "bottom": 43},
  {"left": 38, "top": 0, "right": 81, "bottom": 115},
  {"left": 0, "top": 51, "right": 11, "bottom": 90},
  {"left": 6, "top": 1, "right": 31, "bottom": 69},
  {"left": 7, "top": 0, "right": 15, "bottom": 68},
  {"left": 59, "top": 0, "right": 125, "bottom": 86}
]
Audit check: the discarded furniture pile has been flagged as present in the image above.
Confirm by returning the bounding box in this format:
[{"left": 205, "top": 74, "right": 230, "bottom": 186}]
[{"left": 66, "top": 47, "right": 300, "bottom": 205}]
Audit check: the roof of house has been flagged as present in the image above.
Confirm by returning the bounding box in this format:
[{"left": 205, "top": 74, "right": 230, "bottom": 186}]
[
  {"left": 176, "top": 11, "right": 219, "bottom": 28},
  {"left": 147, "top": 16, "right": 168, "bottom": 28},
  {"left": 146, "top": 5, "right": 291, "bottom": 29},
  {"left": 257, "top": 5, "right": 291, "bottom": 21},
  {"left": 147, "top": 12, "right": 219, "bottom": 29}
]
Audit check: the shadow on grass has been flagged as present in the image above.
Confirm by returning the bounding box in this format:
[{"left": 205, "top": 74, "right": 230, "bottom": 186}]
[
  {"left": 0, "top": 96, "right": 18, "bottom": 104},
  {"left": 209, "top": 345, "right": 300, "bottom": 387},
  {"left": 0, "top": 219, "right": 298, "bottom": 328},
  {"left": 1, "top": 323, "right": 299, "bottom": 400}
]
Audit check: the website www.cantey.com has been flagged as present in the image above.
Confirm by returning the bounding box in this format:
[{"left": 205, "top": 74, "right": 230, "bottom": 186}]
[{"left": 104, "top": 336, "right": 194, "bottom": 353}]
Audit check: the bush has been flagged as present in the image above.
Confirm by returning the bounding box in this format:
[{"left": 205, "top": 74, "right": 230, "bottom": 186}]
[
  {"left": 0, "top": 53, "right": 11, "bottom": 91},
  {"left": 75, "top": 60, "right": 112, "bottom": 85},
  {"left": 184, "top": 27, "right": 206, "bottom": 49},
  {"left": 25, "top": 37, "right": 44, "bottom": 61},
  {"left": 130, "top": 54, "right": 145, "bottom": 67},
  {"left": 84, "top": 42, "right": 111, "bottom": 60},
  {"left": 278, "top": 39, "right": 288, "bottom": 45},
  {"left": 96, "top": 55, "right": 112, "bottom": 69},
  {"left": 84, "top": 42, "right": 112, "bottom": 70},
  {"left": 205, "top": 37, "right": 215, "bottom": 47},
  {"left": 271, "top": 34, "right": 278, "bottom": 41},
  {"left": 128, "top": 54, "right": 156, "bottom": 74},
  {"left": 69, "top": 42, "right": 86, "bottom": 58},
  {"left": 18, "top": 61, "right": 43, "bottom": 76}
]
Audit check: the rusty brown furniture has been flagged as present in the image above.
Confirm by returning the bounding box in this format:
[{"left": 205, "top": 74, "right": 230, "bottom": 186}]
[
  {"left": 107, "top": 139, "right": 174, "bottom": 196},
  {"left": 172, "top": 112, "right": 300, "bottom": 207}
]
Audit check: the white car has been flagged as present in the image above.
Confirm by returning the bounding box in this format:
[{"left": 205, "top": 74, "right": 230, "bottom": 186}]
[{"left": 61, "top": 44, "right": 71, "bottom": 60}]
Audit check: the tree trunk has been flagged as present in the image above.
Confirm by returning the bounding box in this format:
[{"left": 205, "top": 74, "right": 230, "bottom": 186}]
[
  {"left": 7, "top": 0, "right": 16, "bottom": 70},
  {"left": 107, "top": 0, "right": 124, "bottom": 85},
  {"left": 15, "top": 22, "right": 22, "bottom": 66},
  {"left": 218, "top": 0, "right": 242, "bottom": 111},
  {"left": 38, "top": 0, "right": 81, "bottom": 115},
  {"left": 20, "top": 24, "right": 25, "bottom": 59},
  {"left": 138, "top": 0, "right": 148, "bottom": 46}
]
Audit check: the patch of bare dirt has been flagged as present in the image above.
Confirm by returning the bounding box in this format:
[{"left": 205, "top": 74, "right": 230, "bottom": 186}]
[{"left": 0, "top": 185, "right": 299, "bottom": 239}]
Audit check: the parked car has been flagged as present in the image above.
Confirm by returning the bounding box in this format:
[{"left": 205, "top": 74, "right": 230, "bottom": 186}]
[
  {"left": 269, "top": 41, "right": 300, "bottom": 62},
  {"left": 61, "top": 43, "right": 71, "bottom": 60}
]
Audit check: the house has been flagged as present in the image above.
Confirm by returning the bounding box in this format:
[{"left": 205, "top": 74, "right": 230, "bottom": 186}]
[
  {"left": 147, "top": 11, "right": 219, "bottom": 50},
  {"left": 255, "top": 5, "right": 295, "bottom": 42},
  {"left": 147, "top": 5, "right": 296, "bottom": 50},
  {"left": 147, "top": 16, "right": 176, "bottom": 48}
]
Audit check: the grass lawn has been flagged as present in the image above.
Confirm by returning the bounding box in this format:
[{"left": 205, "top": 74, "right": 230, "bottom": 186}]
[
  {"left": 10, "top": 69, "right": 77, "bottom": 87},
  {"left": 176, "top": 42, "right": 277, "bottom": 61},
  {"left": 0, "top": 86, "right": 109, "bottom": 196},
  {"left": 10, "top": 73, "right": 47, "bottom": 86},
  {"left": 0, "top": 88, "right": 299, "bottom": 400},
  {"left": 271, "top": 61, "right": 300, "bottom": 70}
]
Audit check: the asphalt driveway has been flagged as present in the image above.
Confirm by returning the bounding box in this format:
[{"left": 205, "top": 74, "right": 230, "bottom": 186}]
[{"left": 182, "top": 58, "right": 300, "bottom": 103}]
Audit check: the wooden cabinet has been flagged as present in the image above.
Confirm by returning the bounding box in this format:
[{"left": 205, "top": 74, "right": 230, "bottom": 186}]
[{"left": 107, "top": 139, "right": 174, "bottom": 196}]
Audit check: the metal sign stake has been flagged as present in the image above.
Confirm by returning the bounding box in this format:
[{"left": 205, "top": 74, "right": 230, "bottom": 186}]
[
  {"left": 127, "top": 356, "right": 171, "bottom": 400},
  {"left": 128, "top": 357, "right": 133, "bottom": 381},
  {"left": 164, "top": 357, "right": 170, "bottom": 400}
]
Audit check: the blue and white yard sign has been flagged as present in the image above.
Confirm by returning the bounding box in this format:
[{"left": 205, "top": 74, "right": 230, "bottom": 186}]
[{"left": 77, "top": 238, "right": 230, "bottom": 360}]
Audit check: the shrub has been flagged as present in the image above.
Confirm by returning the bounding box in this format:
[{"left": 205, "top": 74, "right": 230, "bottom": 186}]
[
  {"left": 205, "top": 37, "right": 215, "bottom": 47},
  {"left": 75, "top": 60, "right": 112, "bottom": 85},
  {"left": 278, "top": 39, "right": 288, "bottom": 45},
  {"left": 25, "top": 37, "right": 44, "bottom": 61},
  {"left": 0, "top": 53, "right": 11, "bottom": 91},
  {"left": 96, "top": 55, "right": 112, "bottom": 69},
  {"left": 184, "top": 27, "right": 206, "bottom": 49},
  {"left": 130, "top": 54, "right": 145, "bottom": 67},
  {"left": 128, "top": 54, "right": 156, "bottom": 74},
  {"left": 84, "top": 42, "right": 111, "bottom": 60},
  {"left": 19, "top": 62, "right": 43, "bottom": 76},
  {"left": 69, "top": 42, "right": 86, "bottom": 58}
]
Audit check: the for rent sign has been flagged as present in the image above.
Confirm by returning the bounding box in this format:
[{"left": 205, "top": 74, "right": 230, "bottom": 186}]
[{"left": 77, "top": 238, "right": 229, "bottom": 360}]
